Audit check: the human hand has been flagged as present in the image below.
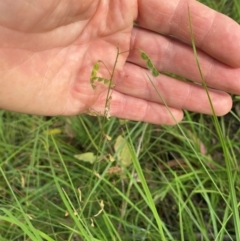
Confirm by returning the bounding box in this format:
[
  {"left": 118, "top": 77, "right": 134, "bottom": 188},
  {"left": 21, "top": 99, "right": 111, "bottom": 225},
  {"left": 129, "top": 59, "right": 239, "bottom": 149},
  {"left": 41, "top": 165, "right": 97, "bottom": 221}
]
[{"left": 0, "top": 0, "right": 240, "bottom": 125}]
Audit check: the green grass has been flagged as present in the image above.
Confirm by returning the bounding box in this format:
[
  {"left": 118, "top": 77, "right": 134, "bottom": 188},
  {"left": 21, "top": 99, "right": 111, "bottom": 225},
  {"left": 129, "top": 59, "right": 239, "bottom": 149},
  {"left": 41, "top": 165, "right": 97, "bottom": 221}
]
[{"left": 1, "top": 1, "right": 240, "bottom": 240}]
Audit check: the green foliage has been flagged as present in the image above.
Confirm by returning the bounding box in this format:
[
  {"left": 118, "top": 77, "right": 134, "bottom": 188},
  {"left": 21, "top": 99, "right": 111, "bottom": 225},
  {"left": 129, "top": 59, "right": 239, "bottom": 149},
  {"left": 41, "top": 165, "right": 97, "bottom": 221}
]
[
  {"left": 1, "top": 104, "right": 240, "bottom": 241},
  {"left": 90, "top": 61, "right": 114, "bottom": 89},
  {"left": 114, "top": 135, "right": 132, "bottom": 167},
  {"left": 140, "top": 50, "right": 160, "bottom": 77},
  {"left": 74, "top": 152, "right": 97, "bottom": 164},
  {"left": 1, "top": 1, "right": 240, "bottom": 240}
]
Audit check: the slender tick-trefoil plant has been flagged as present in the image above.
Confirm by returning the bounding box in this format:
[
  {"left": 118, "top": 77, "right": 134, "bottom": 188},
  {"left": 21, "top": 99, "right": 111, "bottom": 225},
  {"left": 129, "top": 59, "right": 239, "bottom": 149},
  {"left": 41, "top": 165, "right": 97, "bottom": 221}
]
[{"left": 90, "top": 47, "right": 124, "bottom": 119}]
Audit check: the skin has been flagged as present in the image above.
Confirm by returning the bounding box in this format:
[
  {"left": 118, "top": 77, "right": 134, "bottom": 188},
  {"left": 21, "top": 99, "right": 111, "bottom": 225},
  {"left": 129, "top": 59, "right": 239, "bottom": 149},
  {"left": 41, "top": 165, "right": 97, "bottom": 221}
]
[{"left": 0, "top": 0, "right": 240, "bottom": 125}]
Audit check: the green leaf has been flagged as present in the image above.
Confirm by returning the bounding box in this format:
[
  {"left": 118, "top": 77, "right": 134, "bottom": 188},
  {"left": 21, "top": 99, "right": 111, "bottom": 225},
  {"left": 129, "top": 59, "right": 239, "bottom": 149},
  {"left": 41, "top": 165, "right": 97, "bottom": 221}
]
[
  {"left": 91, "top": 70, "right": 97, "bottom": 78},
  {"left": 104, "top": 79, "right": 110, "bottom": 85},
  {"left": 44, "top": 128, "right": 62, "bottom": 135},
  {"left": 74, "top": 152, "right": 97, "bottom": 164},
  {"left": 114, "top": 135, "right": 132, "bottom": 167},
  {"left": 140, "top": 51, "right": 149, "bottom": 60},
  {"left": 147, "top": 59, "right": 154, "bottom": 70},
  {"left": 90, "top": 77, "right": 97, "bottom": 83},
  {"left": 97, "top": 77, "right": 104, "bottom": 82},
  {"left": 93, "top": 62, "right": 99, "bottom": 71},
  {"left": 91, "top": 84, "right": 96, "bottom": 89},
  {"left": 152, "top": 68, "right": 160, "bottom": 77}
]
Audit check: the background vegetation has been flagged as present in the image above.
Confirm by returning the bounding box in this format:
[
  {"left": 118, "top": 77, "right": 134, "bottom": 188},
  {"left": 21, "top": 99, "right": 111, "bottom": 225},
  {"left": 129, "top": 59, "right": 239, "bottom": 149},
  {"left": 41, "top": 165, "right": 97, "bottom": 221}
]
[{"left": 0, "top": 1, "right": 240, "bottom": 240}]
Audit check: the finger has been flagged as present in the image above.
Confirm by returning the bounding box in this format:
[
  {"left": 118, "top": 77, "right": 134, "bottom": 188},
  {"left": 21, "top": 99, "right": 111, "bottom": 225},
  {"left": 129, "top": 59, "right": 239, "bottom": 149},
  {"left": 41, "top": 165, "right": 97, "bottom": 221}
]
[
  {"left": 137, "top": 0, "right": 240, "bottom": 67},
  {"left": 128, "top": 27, "right": 240, "bottom": 94},
  {"left": 89, "top": 90, "right": 183, "bottom": 125},
  {"left": 115, "top": 63, "right": 232, "bottom": 116}
]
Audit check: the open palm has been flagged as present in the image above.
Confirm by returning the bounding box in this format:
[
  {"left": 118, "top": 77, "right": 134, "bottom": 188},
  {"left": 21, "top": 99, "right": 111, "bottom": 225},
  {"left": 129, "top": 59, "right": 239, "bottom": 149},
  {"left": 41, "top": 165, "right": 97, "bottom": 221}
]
[
  {"left": 1, "top": 0, "right": 240, "bottom": 124},
  {"left": 0, "top": 1, "right": 137, "bottom": 115}
]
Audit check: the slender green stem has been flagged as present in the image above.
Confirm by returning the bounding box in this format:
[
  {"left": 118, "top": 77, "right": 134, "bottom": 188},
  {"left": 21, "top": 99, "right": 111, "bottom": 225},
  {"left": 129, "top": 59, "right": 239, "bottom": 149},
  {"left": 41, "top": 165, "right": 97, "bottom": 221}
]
[{"left": 188, "top": 5, "right": 240, "bottom": 240}]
